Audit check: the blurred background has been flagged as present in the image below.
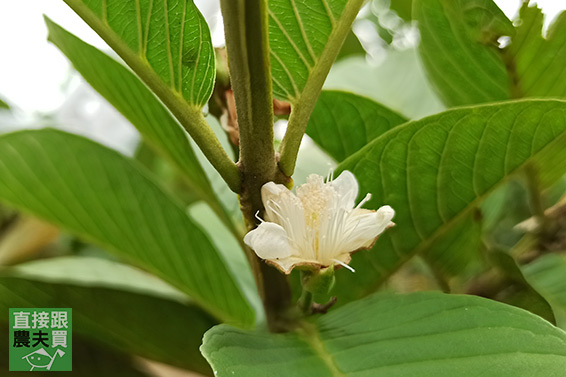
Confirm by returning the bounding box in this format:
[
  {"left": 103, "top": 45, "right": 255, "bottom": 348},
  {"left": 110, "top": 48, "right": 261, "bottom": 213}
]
[{"left": 1, "top": 1, "right": 566, "bottom": 375}]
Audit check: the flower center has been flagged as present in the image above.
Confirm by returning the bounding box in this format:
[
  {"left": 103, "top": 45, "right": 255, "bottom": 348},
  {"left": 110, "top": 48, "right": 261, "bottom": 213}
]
[{"left": 297, "top": 174, "right": 335, "bottom": 230}]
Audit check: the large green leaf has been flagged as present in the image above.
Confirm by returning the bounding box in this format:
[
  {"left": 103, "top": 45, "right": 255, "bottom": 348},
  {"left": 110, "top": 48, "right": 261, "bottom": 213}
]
[
  {"left": 202, "top": 292, "right": 566, "bottom": 376},
  {"left": 0, "top": 256, "right": 215, "bottom": 374},
  {"left": 334, "top": 100, "right": 566, "bottom": 303},
  {"left": 269, "top": 0, "right": 363, "bottom": 102},
  {"left": 415, "top": 0, "right": 513, "bottom": 106},
  {"left": 306, "top": 91, "right": 407, "bottom": 162},
  {"left": 45, "top": 18, "right": 212, "bottom": 203},
  {"left": 0, "top": 129, "right": 254, "bottom": 325},
  {"left": 508, "top": 3, "right": 566, "bottom": 98},
  {"left": 62, "top": 0, "right": 214, "bottom": 107}
]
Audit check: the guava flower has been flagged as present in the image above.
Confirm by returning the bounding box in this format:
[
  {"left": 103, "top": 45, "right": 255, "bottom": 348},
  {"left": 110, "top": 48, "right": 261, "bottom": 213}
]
[{"left": 244, "top": 171, "right": 395, "bottom": 274}]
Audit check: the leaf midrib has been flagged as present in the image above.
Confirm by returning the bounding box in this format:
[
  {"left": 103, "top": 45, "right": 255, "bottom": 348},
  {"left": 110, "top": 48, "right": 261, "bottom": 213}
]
[{"left": 301, "top": 326, "right": 346, "bottom": 377}]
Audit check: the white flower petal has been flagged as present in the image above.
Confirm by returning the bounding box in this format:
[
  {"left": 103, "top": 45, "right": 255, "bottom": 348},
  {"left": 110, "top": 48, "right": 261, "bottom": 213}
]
[
  {"left": 244, "top": 222, "right": 292, "bottom": 260},
  {"left": 331, "top": 170, "right": 359, "bottom": 209},
  {"left": 261, "top": 182, "right": 290, "bottom": 209},
  {"left": 376, "top": 205, "right": 395, "bottom": 229},
  {"left": 267, "top": 256, "right": 319, "bottom": 274},
  {"left": 339, "top": 205, "right": 396, "bottom": 251},
  {"left": 261, "top": 181, "right": 307, "bottom": 250}
]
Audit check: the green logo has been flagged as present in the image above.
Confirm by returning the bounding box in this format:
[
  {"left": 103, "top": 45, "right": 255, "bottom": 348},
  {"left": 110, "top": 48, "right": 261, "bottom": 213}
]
[{"left": 9, "top": 308, "right": 72, "bottom": 371}]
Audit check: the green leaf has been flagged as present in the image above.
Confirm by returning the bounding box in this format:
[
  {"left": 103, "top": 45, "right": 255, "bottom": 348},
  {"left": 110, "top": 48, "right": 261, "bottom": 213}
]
[
  {"left": 62, "top": 0, "right": 214, "bottom": 107},
  {"left": 0, "top": 256, "right": 215, "bottom": 374},
  {"left": 60, "top": 0, "right": 241, "bottom": 192},
  {"left": 0, "top": 129, "right": 254, "bottom": 325},
  {"left": 6, "top": 256, "right": 189, "bottom": 302},
  {"left": 272, "top": 0, "right": 365, "bottom": 175},
  {"left": 45, "top": 18, "right": 212, "bottom": 203},
  {"left": 202, "top": 292, "right": 566, "bottom": 376},
  {"left": 390, "top": 0, "right": 413, "bottom": 21},
  {"left": 422, "top": 211, "right": 483, "bottom": 279},
  {"left": 487, "top": 250, "right": 555, "bottom": 324},
  {"left": 508, "top": 4, "right": 566, "bottom": 98},
  {"left": 306, "top": 91, "right": 407, "bottom": 162},
  {"left": 334, "top": 100, "right": 566, "bottom": 303},
  {"left": 336, "top": 30, "right": 365, "bottom": 61},
  {"left": 188, "top": 202, "right": 263, "bottom": 322},
  {"left": 523, "top": 254, "right": 566, "bottom": 329},
  {"left": 0, "top": 97, "right": 9, "bottom": 110},
  {"left": 269, "top": 0, "right": 363, "bottom": 102},
  {"left": 415, "top": 0, "right": 513, "bottom": 106}
]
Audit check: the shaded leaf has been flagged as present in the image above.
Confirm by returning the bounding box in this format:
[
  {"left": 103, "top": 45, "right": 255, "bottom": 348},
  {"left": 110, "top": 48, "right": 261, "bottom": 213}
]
[
  {"left": 415, "top": 0, "right": 513, "bottom": 106},
  {"left": 202, "top": 292, "right": 566, "bottom": 376},
  {"left": 0, "top": 129, "right": 254, "bottom": 325},
  {"left": 488, "top": 250, "right": 555, "bottom": 324},
  {"left": 0, "top": 256, "right": 215, "bottom": 375},
  {"left": 523, "top": 253, "right": 566, "bottom": 329},
  {"left": 306, "top": 91, "right": 407, "bottom": 162},
  {"left": 422, "top": 211, "right": 483, "bottom": 278}
]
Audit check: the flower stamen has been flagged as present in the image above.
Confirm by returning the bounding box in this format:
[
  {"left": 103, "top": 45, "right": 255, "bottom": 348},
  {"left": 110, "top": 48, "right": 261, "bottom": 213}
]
[{"left": 332, "top": 258, "right": 355, "bottom": 272}]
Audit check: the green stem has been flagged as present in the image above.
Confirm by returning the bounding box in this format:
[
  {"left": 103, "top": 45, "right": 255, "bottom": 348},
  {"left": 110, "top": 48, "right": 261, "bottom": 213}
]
[
  {"left": 220, "top": 0, "right": 292, "bottom": 331},
  {"left": 277, "top": 0, "right": 364, "bottom": 176},
  {"left": 62, "top": 0, "right": 241, "bottom": 193}
]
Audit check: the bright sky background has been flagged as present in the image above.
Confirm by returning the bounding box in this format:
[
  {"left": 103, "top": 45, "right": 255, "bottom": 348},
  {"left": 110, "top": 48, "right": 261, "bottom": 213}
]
[{"left": 0, "top": 1, "right": 563, "bottom": 114}]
